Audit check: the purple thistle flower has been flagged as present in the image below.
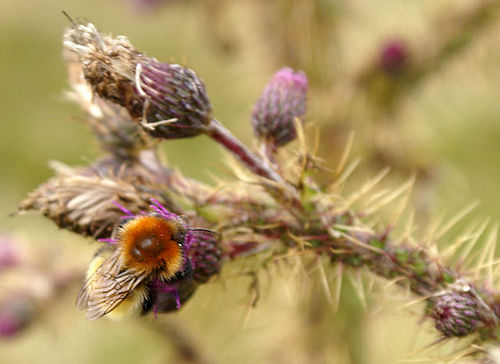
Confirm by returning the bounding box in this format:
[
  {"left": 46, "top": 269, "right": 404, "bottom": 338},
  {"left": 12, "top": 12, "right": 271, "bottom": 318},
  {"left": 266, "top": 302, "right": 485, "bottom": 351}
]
[
  {"left": 251, "top": 67, "right": 308, "bottom": 148},
  {"left": 137, "top": 60, "right": 212, "bottom": 139},
  {"left": 188, "top": 229, "right": 222, "bottom": 283}
]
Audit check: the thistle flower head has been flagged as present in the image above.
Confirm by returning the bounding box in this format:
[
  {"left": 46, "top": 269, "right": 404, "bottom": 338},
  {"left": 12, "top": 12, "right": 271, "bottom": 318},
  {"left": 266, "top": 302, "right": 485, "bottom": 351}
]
[
  {"left": 431, "top": 289, "right": 481, "bottom": 337},
  {"left": 137, "top": 60, "right": 212, "bottom": 139},
  {"left": 251, "top": 67, "right": 307, "bottom": 148},
  {"left": 187, "top": 229, "right": 222, "bottom": 283}
]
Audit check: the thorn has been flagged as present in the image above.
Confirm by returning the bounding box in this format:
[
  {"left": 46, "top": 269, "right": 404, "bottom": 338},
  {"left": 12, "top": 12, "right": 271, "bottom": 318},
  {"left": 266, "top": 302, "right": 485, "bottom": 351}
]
[
  {"left": 441, "top": 220, "right": 481, "bottom": 260},
  {"left": 403, "top": 336, "right": 448, "bottom": 358},
  {"left": 341, "top": 168, "right": 390, "bottom": 210},
  {"left": 363, "top": 176, "right": 414, "bottom": 216},
  {"left": 331, "top": 224, "right": 373, "bottom": 235},
  {"left": 316, "top": 256, "right": 333, "bottom": 305},
  {"left": 329, "top": 158, "right": 361, "bottom": 193},
  {"left": 400, "top": 295, "right": 432, "bottom": 309},
  {"left": 383, "top": 276, "right": 406, "bottom": 290},
  {"left": 422, "top": 215, "right": 443, "bottom": 248},
  {"left": 487, "top": 226, "right": 497, "bottom": 287},
  {"left": 333, "top": 264, "right": 343, "bottom": 311},
  {"left": 401, "top": 209, "right": 417, "bottom": 243},
  {"left": 330, "top": 229, "right": 384, "bottom": 255},
  {"left": 294, "top": 117, "right": 307, "bottom": 155},
  {"left": 435, "top": 201, "right": 480, "bottom": 240},
  {"left": 461, "top": 219, "right": 490, "bottom": 268},
  {"left": 473, "top": 225, "right": 498, "bottom": 283},
  {"left": 311, "top": 125, "right": 320, "bottom": 157},
  {"left": 335, "top": 131, "right": 354, "bottom": 178},
  {"left": 349, "top": 271, "right": 367, "bottom": 310}
]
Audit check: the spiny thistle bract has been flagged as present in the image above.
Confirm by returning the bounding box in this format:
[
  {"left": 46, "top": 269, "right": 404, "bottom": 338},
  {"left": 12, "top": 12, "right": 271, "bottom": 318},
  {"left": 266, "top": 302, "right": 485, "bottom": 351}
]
[
  {"left": 15, "top": 19, "right": 500, "bottom": 361},
  {"left": 431, "top": 287, "right": 481, "bottom": 337}
]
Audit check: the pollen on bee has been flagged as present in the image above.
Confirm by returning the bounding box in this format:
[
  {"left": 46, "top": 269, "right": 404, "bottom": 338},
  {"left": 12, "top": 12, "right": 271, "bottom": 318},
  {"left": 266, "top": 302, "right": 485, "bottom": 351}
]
[{"left": 117, "top": 215, "right": 184, "bottom": 274}]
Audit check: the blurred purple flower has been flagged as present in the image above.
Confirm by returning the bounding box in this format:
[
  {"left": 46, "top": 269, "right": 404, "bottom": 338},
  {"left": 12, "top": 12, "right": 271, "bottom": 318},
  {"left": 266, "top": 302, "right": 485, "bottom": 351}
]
[
  {"left": 0, "top": 298, "right": 35, "bottom": 339},
  {"left": 251, "top": 67, "right": 308, "bottom": 148},
  {"left": 0, "top": 235, "right": 21, "bottom": 271},
  {"left": 380, "top": 40, "right": 409, "bottom": 74},
  {"left": 129, "top": 0, "right": 171, "bottom": 11}
]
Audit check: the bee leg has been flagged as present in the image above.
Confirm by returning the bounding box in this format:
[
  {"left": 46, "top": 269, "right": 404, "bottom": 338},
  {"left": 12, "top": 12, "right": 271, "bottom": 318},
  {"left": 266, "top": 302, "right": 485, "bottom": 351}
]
[
  {"left": 141, "top": 289, "right": 154, "bottom": 315},
  {"left": 172, "top": 258, "right": 193, "bottom": 282}
]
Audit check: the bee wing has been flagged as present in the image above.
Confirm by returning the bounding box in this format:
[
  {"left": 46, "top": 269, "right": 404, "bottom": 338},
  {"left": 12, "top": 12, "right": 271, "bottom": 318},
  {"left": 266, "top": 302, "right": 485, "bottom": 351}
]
[{"left": 76, "top": 249, "right": 149, "bottom": 320}]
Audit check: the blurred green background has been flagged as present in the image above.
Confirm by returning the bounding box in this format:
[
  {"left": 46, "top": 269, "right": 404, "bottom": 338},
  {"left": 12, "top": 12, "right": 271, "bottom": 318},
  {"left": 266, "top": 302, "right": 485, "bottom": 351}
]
[{"left": 1, "top": 0, "right": 500, "bottom": 363}]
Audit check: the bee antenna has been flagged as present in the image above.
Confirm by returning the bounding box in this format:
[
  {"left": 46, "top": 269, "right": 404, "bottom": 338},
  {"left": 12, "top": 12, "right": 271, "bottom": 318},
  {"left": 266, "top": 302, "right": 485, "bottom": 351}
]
[
  {"left": 61, "top": 10, "right": 76, "bottom": 27},
  {"left": 190, "top": 228, "right": 221, "bottom": 237}
]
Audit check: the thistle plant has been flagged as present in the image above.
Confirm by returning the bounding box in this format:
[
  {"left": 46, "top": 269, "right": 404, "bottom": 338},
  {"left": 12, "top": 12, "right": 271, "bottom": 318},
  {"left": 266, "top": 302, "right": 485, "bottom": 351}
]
[{"left": 15, "top": 20, "right": 500, "bottom": 362}]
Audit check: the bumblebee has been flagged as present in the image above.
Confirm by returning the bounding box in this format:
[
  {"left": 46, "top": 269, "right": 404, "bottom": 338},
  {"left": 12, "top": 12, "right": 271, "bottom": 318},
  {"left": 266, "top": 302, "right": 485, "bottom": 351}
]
[{"left": 76, "top": 213, "right": 193, "bottom": 320}]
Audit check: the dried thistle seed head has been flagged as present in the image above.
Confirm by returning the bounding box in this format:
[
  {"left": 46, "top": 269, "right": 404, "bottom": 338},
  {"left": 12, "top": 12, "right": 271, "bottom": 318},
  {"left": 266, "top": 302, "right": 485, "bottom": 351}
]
[
  {"left": 65, "top": 60, "right": 153, "bottom": 159},
  {"left": 18, "top": 163, "right": 177, "bottom": 239},
  {"left": 187, "top": 229, "right": 222, "bottom": 283},
  {"left": 64, "top": 22, "right": 145, "bottom": 118},
  {"left": 87, "top": 100, "right": 154, "bottom": 158},
  {"left": 136, "top": 60, "right": 212, "bottom": 139},
  {"left": 72, "top": 152, "right": 173, "bottom": 188},
  {"left": 431, "top": 290, "right": 481, "bottom": 337},
  {"left": 251, "top": 67, "right": 308, "bottom": 148}
]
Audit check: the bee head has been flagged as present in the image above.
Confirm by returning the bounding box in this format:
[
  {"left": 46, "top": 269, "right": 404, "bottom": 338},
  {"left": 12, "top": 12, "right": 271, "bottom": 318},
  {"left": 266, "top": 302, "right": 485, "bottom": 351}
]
[{"left": 116, "top": 214, "right": 186, "bottom": 277}]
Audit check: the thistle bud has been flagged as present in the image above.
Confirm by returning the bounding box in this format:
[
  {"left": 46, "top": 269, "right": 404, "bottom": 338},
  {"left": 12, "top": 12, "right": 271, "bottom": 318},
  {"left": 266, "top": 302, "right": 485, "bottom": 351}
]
[
  {"left": 137, "top": 60, "right": 212, "bottom": 139},
  {"left": 431, "top": 290, "right": 481, "bottom": 337},
  {"left": 251, "top": 67, "right": 307, "bottom": 148},
  {"left": 187, "top": 229, "right": 222, "bottom": 283}
]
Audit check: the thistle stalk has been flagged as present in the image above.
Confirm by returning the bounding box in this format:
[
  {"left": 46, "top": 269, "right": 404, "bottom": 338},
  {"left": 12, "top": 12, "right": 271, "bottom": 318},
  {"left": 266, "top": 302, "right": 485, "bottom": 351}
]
[{"left": 206, "top": 118, "right": 283, "bottom": 183}]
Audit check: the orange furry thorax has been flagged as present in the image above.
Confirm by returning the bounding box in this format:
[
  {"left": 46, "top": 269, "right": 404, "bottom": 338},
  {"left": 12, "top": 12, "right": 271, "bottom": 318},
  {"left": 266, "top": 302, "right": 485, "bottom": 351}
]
[{"left": 117, "top": 215, "right": 183, "bottom": 274}]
